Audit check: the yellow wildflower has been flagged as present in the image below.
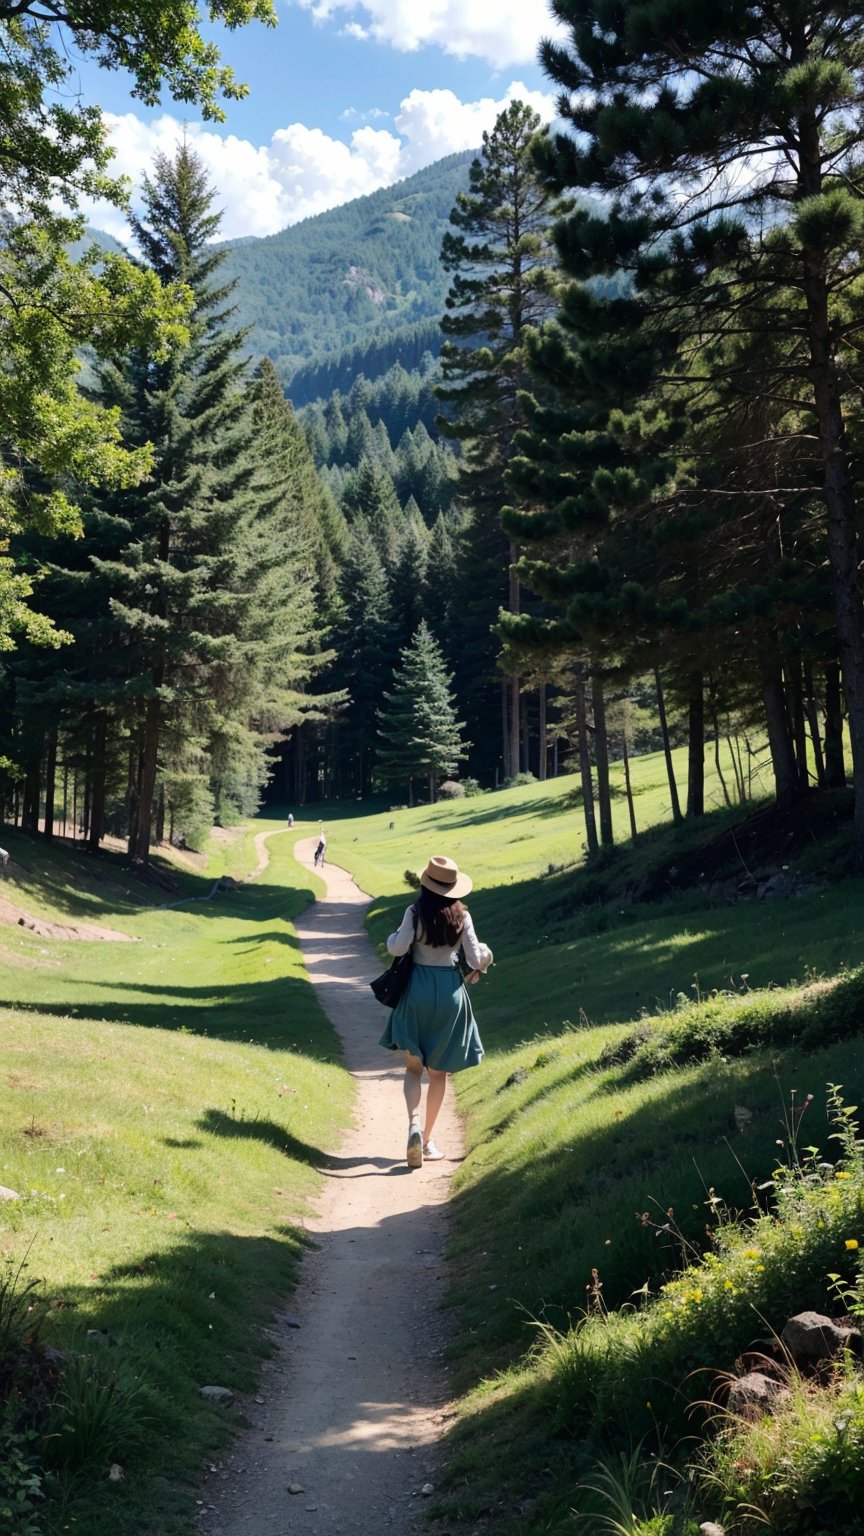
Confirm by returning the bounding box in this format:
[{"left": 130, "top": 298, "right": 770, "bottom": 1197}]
[{"left": 845, "top": 1239, "right": 859, "bottom": 1251}]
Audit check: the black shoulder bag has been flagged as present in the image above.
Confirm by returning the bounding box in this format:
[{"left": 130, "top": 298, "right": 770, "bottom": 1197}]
[{"left": 370, "top": 906, "right": 417, "bottom": 1008}]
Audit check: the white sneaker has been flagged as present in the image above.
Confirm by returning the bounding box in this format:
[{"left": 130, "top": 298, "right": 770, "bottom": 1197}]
[
  {"left": 407, "top": 1119, "right": 423, "bottom": 1168},
  {"left": 422, "top": 1140, "right": 445, "bottom": 1160}
]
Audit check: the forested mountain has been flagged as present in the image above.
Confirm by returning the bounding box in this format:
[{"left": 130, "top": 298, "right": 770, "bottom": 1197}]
[{"left": 220, "top": 151, "right": 476, "bottom": 398}]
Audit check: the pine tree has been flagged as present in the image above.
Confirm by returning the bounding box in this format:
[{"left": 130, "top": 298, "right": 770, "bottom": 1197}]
[
  {"left": 376, "top": 620, "right": 468, "bottom": 805},
  {"left": 539, "top": 0, "right": 864, "bottom": 858},
  {"left": 329, "top": 521, "right": 395, "bottom": 798},
  {"left": 91, "top": 143, "right": 270, "bottom": 859},
  {"left": 437, "top": 100, "right": 564, "bottom": 780}
]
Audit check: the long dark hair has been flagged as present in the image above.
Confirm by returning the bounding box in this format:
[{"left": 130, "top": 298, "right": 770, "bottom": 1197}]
[{"left": 416, "top": 887, "right": 465, "bottom": 948}]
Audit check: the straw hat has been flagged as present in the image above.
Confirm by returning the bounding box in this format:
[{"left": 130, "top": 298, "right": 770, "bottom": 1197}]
[{"left": 418, "top": 854, "right": 472, "bottom": 899}]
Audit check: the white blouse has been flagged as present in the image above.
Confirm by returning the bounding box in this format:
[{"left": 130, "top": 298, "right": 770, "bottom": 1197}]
[{"left": 386, "top": 904, "right": 494, "bottom": 971}]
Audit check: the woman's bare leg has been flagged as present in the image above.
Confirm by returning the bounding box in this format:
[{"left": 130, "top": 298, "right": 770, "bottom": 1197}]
[
  {"left": 403, "top": 1053, "right": 424, "bottom": 1122},
  {"left": 423, "top": 1068, "right": 448, "bottom": 1143}
]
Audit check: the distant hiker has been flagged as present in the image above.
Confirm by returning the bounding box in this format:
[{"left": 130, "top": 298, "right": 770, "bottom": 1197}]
[
  {"left": 287, "top": 813, "right": 294, "bottom": 829},
  {"left": 314, "top": 829, "right": 327, "bottom": 867},
  {"left": 380, "top": 855, "right": 493, "bottom": 1169}
]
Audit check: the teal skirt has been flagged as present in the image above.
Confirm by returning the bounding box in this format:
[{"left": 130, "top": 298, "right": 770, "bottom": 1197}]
[{"left": 379, "top": 963, "right": 484, "bottom": 1073}]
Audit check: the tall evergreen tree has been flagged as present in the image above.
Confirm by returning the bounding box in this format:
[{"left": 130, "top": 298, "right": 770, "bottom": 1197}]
[
  {"left": 376, "top": 620, "right": 468, "bottom": 804},
  {"left": 437, "top": 100, "right": 564, "bottom": 781},
  {"left": 538, "top": 0, "right": 864, "bottom": 859},
  {"left": 92, "top": 143, "right": 268, "bottom": 860}
]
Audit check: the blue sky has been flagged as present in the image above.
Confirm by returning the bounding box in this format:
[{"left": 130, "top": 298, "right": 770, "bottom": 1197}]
[{"left": 73, "top": 0, "right": 562, "bottom": 241}]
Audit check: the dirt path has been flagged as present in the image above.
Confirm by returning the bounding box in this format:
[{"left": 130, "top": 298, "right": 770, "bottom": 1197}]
[{"left": 206, "top": 836, "right": 461, "bottom": 1536}]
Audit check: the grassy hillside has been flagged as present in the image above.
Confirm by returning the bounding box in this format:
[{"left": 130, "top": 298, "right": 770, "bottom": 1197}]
[
  {"left": 324, "top": 750, "right": 864, "bottom": 1535},
  {"left": 0, "top": 818, "right": 351, "bottom": 1535}
]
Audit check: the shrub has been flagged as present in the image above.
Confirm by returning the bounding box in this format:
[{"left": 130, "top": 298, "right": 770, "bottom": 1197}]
[
  {"left": 403, "top": 868, "right": 420, "bottom": 889},
  {"left": 42, "top": 1356, "right": 150, "bottom": 1474},
  {"left": 502, "top": 771, "right": 536, "bottom": 788},
  {"left": 462, "top": 777, "right": 484, "bottom": 797},
  {"left": 437, "top": 779, "right": 466, "bottom": 799},
  {"left": 0, "top": 1421, "right": 43, "bottom": 1536}
]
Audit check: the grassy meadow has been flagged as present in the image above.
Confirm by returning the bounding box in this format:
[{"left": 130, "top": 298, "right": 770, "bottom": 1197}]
[
  {"left": 0, "top": 816, "right": 351, "bottom": 1535},
  {"left": 321, "top": 745, "right": 864, "bottom": 1535},
  {"left": 4, "top": 735, "right": 864, "bottom": 1535}
]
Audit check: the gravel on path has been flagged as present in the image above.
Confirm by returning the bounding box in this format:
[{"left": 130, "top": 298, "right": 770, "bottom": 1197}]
[{"left": 204, "top": 835, "right": 462, "bottom": 1536}]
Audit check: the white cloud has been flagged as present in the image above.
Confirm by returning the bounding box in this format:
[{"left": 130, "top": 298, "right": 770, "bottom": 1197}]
[
  {"left": 297, "top": 0, "right": 564, "bottom": 69},
  {"left": 81, "top": 82, "right": 556, "bottom": 243}
]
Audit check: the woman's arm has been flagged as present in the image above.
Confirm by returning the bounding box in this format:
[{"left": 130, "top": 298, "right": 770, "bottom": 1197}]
[
  {"left": 461, "top": 910, "right": 493, "bottom": 973},
  {"left": 386, "top": 904, "right": 417, "bottom": 957}
]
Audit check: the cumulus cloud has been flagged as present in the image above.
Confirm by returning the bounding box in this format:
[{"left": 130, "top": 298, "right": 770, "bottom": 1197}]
[
  {"left": 80, "top": 82, "right": 557, "bottom": 243},
  {"left": 297, "top": 0, "right": 565, "bottom": 69}
]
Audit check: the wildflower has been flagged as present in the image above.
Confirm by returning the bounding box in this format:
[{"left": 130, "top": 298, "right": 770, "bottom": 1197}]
[
  {"left": 845, "top": 1239, "right": 859, "bottom": 1251},
  {"left": 744, "top": 1248, "right": 760, "bottom": 1259},
  {"left": 755, "top": 1265, "right": 765, "bottom": 1273},
  {"left": 835, "top": 1171, "right": 852, "bottom": 1180}
]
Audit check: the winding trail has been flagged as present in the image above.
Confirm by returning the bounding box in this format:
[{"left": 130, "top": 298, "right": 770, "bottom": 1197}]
[{"left": 207, "top": 834, "right": 461, "bottom": 1536}]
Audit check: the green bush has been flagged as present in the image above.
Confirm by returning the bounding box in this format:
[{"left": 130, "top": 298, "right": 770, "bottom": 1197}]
[{"left": 437, "top": 779, "right": 466, "bottom": 799}]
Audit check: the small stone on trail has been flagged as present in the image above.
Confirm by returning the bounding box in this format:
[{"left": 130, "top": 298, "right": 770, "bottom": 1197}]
[
  {"left": 199, "top": 1385, "right": 234, "bottom": 1405},
  {"left": 254, "top": 1396, "right": 265, "bottom": 1404},
  {"left": 280, "top": 1315, "right": 301, "bottom": 1328},
  {"left": 421, "top": 1483, "right": 435, "bottom": 1495},
  {"left": 287, "top": 1483, "right": 304, "bottom": 1494},
  {"left": 305, "top": 1505, "right": 318, "bottom": 1512},
  {"left": 108, "top": 1464, "right": 124, "bottom": 1482}
]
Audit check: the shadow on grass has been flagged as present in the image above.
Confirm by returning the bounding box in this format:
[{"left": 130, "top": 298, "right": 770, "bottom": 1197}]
[
  {"left": 198, "top": 1107, "right": 325, "bottom": 1166},
  {"left": 0, "top": 973, "right": 339, "bottom": 1058},
  {"left": 447, "top": 1040, "right": 864, "bottom": 1384}
]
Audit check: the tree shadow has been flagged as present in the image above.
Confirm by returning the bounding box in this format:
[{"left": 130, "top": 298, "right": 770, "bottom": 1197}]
[
  {"left": 0, "top": 973, "right": 340, "bottom": 1059},
  {"left": 197, "top": 1108, "right": 325, "bottom": 1166}
]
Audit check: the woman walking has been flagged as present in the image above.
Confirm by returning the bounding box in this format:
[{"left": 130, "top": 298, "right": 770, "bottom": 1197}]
[{"left": 380, "top": 855, "right": 493, "bottom": 1168}]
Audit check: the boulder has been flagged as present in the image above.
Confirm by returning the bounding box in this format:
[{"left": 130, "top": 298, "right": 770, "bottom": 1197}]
[
  {"left": 199, "top": 1385, "right": 235, "bottom": 1405},
  {"left": 781, "top": 1311, "right": 861, "bottom": 1366},
  {"left": 727, "top": 1370, "right": 784, "bottom": 1417},
  {"left": 699, "top": 1524, "right": 726, "bottom": 1536},
  {"left": 0, "top": 1185, "right": 20, "bottom": 1201}
]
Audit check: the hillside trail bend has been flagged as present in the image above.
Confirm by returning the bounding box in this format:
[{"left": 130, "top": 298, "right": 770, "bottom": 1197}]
[{"left": 207, "top": 833, "right": 462, "bottom": 1536}]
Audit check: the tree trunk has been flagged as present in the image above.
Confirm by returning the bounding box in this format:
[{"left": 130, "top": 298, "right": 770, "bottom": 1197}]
[
  {"left": 88, "top": 714, "right": 107, "bottom": 852},
  {"left": 708, "top": 680, "right": 732, "bottom": 808},
  {"left": 43, "top": 724, "right": 57, "bottom": 841},
  {"left": 538, "top": 683, "right": 547, "bottom": 781},
  {"left": 508, "top": 551, "right": 521, "bottom": 778},
  {"left": 23, "top": 757, "right": 39, "bottom": 834},
  {"left": 823, "top": 659, "right": 846, "bottom": 788},
  {"left": 761, "top": 658, "right": 799, "bottom": 804},
  {"left": 293, "top": 723, "right": 307, "bottom": 807},
  {"left": 591, "top": 672, "right": 614, "bottom": 846},
  {"left": 155, "top": 784, "right": 166, "bottom": 845},
  {"left": 798, "top": 132, "right": 864, "bottom": 855},
  {"left": 132, "top": 696, "right": 161, "bottom": 864},
  {"left": 62, "top": 760, "right": 69, "bottom": 839},
  {"left": 428, "top": 771, "right": 436, "bottom": 804},
  {"left": 802, "top": 659, "right": 825, "bottom": 788},
  {"left": 785, "top": 657, "right": 809, "bottom": 791},
  {"left": 686, "top": 670, "right": 704, "bottom": 817},
  {"left": 501, "top": 679, "right": 509, "bottom": 781},
  {"left": 654, "top": 667, "right": 682, "bottom": 825},
  {"left": 622, "top": 732, "right": 638, "bottom": 842},
  {"left": 575, "top": 668, "right": 598, "bottom": 856}
]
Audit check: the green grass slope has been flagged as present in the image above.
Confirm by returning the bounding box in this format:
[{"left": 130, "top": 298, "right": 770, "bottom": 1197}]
[
  {"left": 323, "top": 749, "right": 864, "bottom": 1535},
  {"left": 0, "top": 817, "right": 351, "bottom": 1535}
]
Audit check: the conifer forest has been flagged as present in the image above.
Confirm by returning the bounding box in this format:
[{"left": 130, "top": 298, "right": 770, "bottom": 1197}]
[{"left": 3, "top": 0, "right": 864, "bottom": 867}]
